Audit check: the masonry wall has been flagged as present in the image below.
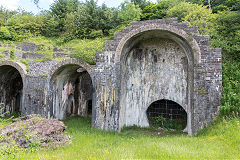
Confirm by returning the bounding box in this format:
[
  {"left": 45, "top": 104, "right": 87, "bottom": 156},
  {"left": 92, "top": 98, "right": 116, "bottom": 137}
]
[
  {"left": 94, "top": 18, "right": 222, "bottom": 135},
  {"left": 0, "top": 18, "right": 222, "bottom": 135}
]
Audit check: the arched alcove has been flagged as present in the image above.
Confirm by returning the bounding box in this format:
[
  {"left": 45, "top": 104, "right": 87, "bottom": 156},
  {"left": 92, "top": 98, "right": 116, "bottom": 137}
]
[
  {"left": 118, "top": 30, "right": 194, "bottom": 131},
  {"left": 147, "top": 99, "right": 187, "bottom": 130},
  {"left": 0, "top": 65, "right": 23, "bottom": 115},
  {"left": 49, "top": 64, "right": 93, "bottom": 120}
]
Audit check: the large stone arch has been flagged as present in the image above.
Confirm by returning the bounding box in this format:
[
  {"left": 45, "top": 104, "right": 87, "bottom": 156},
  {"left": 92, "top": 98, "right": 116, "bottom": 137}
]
[
  {"left": 117, "top": 26, "right": 195, "bottom": 134},
  {"left": 115, "top": 23, "right": 200, "bottom": 64},
  {"left": 109, "top": 22, "right": 201, "bottom": 134},
  {"left": 0, "top": 61, "right": 27, "bottom": 115},
  {"left": 47, "top": 59, "right": 95, "bottom": 121}
]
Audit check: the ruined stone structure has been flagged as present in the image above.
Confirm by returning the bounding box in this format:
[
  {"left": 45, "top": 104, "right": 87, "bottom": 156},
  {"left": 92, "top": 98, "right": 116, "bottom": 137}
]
[{"left": 0, "top": 18, "right": 222, "bottom": 135}]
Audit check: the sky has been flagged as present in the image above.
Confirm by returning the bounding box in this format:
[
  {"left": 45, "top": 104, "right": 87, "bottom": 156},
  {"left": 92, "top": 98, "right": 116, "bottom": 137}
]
[{"left": 0, "top": 0, "right": 158, "bottom": 14}]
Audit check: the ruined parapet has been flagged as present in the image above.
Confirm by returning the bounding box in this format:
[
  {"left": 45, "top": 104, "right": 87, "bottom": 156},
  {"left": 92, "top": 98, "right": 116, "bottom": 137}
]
[
  {"left": 95, "top": 18, "right": 222, "bottom": 135},
  {"left": 1, "top": 42, "right": 72, "bottom": 60}
]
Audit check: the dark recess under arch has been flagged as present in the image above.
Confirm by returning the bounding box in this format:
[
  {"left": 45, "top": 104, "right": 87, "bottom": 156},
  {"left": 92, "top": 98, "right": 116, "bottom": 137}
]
[
  {"left": 0, "top": 65, "right": 23, "bottom": 114},
  {"left": 147, "top": 99, "right": 187, "bottom": 130}
]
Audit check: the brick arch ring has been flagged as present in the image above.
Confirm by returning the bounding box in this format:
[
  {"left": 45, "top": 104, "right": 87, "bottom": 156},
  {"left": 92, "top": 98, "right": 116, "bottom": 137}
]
[
  {"left": 47, "top": 58, "right": 94, "bottom": 80},
  {"left": 116, "top": 23, "right": 201, "bottom": 65},
  {"left": 0, "top": 60, "right": 27, "bottom": 81}
]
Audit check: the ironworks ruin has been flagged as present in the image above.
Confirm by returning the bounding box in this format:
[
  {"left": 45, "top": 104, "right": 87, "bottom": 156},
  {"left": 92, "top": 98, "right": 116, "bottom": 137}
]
[{"left": 0, "top": 18, "right": 222, "bottom": 135}]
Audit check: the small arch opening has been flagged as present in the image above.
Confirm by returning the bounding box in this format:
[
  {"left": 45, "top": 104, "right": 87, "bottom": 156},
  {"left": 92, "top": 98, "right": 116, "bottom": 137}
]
[
  {"left": 147, "top": 100, "right": 187, "bottom": 130},
  {"left": 49, "top": 64, "right": 93, "bottom": 120},
  {"left": 0, "top": 65, "right": 23, "bottom": 115}
]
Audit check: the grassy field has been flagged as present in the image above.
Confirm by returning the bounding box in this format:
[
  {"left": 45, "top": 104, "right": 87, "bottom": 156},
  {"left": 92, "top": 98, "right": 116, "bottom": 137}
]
[{"left": 1, "top": 116, "right": 240, "bottom": 160}]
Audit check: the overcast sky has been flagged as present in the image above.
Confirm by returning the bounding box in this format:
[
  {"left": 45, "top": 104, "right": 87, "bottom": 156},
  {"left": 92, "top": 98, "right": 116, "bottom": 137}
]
[{"left": 0, "top": 0, "right": 158, "bottom": 14}]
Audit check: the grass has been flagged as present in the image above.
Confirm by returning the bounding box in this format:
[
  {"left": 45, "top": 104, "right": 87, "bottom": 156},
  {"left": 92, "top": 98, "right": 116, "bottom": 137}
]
[
  {"left": 0, "top": 36, "right": 107, "bottom": 64},
  {"left": 1, "top": 116, "right": 240, "bottom": 159}
]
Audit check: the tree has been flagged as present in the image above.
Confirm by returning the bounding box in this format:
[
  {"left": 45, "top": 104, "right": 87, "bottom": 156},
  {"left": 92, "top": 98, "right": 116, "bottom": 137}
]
[
  {"left": 141, "top": 1, "right": 174, "bottom": 20},
  {"left": 185, "top": 0, "right": 240, "bottom": 12},
  {"left": 211, "top": 11, "right": 240, "bottom": 59},
  {"left": 97, "top": 4, "right": 119, "bottom": 36},
  {"left": 75, "top": 0, "right": 119, "bottom": 38},
  {"left": 167, "top": 2, "right": 214, "bottom": 35},
  {"left": 131, "top": 0, "right": 148, "bottom": 10},
  {"left": 117, "top": 1, "right": 142, "bottom": 25},
  {"left": 0, "top": 6, "right": 18, "bottom": 24},
  {"left": 50, "top": 0, "right": 80, "bottom": 32},
  {"left": 75, "top": 0, "right": 99, "bottom": 37},
  {"left": 40, "top": 12, "right": 60, "bottom": 37}
]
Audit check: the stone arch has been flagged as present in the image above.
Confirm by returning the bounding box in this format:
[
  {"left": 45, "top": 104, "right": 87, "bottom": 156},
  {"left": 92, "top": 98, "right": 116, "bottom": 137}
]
[
  {"left": 0, "top": 61, "right": 27, "bottom": 115},
  {"left": 117, "top": 25, "right": 196, "bottom": 135},
  {"left": 116, "top": 23, "right": 200, "bottom": 64},
  {"left": 47, "top": 59, "right": 94, "bottom": 120},
  {"left": 48, "top": 58, "right": 93, "bottom": 80},
  {"left": 0, "top": 61, "right": 27, "bottom": 80}
]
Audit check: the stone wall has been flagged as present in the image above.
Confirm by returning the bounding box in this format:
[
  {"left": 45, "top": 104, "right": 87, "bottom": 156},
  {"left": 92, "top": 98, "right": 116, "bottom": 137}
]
[
  {"left": 94, "top": 18, "right": 222, "bottom": 135},
  {"left": 0, "top": 18, "right": 222, "bottom": 135}
]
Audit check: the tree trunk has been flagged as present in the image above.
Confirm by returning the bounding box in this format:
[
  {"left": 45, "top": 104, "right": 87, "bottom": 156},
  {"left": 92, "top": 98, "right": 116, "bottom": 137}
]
[{"left": 208, "top": 0, "right": 211, "bottom": 9}]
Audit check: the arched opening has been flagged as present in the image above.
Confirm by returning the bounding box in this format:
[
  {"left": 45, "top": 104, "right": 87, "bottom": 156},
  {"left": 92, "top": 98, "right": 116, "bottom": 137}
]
[
  {"left": 49, "top": 64, "right": 93, "bottom": 120},
  {"left": 147, "top": 100, "right": 187, "bottom": 130},
  {"left": 0, "top": 65, "right": 23, "bottom": 115},
  {"left": 119, "top": 30, "right": 193, "bottom": 131}
]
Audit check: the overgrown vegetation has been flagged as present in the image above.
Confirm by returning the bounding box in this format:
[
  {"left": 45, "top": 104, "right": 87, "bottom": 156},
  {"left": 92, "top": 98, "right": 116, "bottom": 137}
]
[{"left": 148, "top": 115, "right": 185, "bottom": 131}]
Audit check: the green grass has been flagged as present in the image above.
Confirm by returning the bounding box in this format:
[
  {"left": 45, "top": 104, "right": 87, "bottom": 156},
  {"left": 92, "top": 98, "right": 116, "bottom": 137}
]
[
  {"left": 1, "top": 116, "right": 240, "bottom": 159},
  {"left": 0, "top": 36, "right": 107, "bottom": 64}
]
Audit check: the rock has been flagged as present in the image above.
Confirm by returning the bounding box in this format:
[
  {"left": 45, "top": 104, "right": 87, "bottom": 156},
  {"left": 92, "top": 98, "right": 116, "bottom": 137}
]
[
  {"left": 53, "top": 47, "right": 64, "bottom": 52},
  {"left": 22, "top": 52, "right": 43, "bottom": 59},
  {"left": 3, "top": 50, "right": 11, "bottom": 59},
  {"left": 0, "top": 114, "right": 70, "bottom": 149}
]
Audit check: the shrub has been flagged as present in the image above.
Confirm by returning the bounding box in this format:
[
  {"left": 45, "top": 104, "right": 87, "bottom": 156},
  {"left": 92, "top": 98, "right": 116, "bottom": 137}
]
[{"left": 65, "top": 38, "right": 106, "bottom": 64}]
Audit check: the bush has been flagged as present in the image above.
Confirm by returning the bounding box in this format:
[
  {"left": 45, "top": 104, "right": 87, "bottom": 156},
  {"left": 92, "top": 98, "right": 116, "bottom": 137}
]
[
  {"left": 167, "top": 2, "right": 214, "bottom": 35},
  {"left": 149, "top": 115, "right": 185, "bottom": 130},
  {"left": 141, "top": 0, "right": 176, "bottom": 20},
  {"left": 0, "top": 26, "right": 12, "bottom": 40},
  {"left": 220, "top": 60, "right": 240, "bottom": 116},
  {"left": 63, "top": 38, "right": 106, "bottom": 64}
]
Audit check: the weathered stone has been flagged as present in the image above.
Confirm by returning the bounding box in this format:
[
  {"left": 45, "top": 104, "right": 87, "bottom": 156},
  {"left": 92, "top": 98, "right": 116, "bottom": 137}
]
[
  {"left": 20, "top": 42, "right": 37, "bottom": 52},
  {"left": 3, "top": 50, "right": 11, "bottom": 59},
  {"left": 22, "top": 52, "right": 43, "bottom": 59},
  {"left": 0, "top": 18, "right": 222, "bottom": 136}
]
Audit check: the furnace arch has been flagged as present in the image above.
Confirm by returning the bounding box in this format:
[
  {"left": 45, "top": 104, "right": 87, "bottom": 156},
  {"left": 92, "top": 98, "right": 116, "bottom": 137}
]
[
  {"left": 118, "top": 26, "right": 196, "bottom": 134},
  {"left": 48, "top": 59, "right": 94, "bottom": 121},
  {"left": 0, "top": 61, "right": 27, "bottom": 115}
]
